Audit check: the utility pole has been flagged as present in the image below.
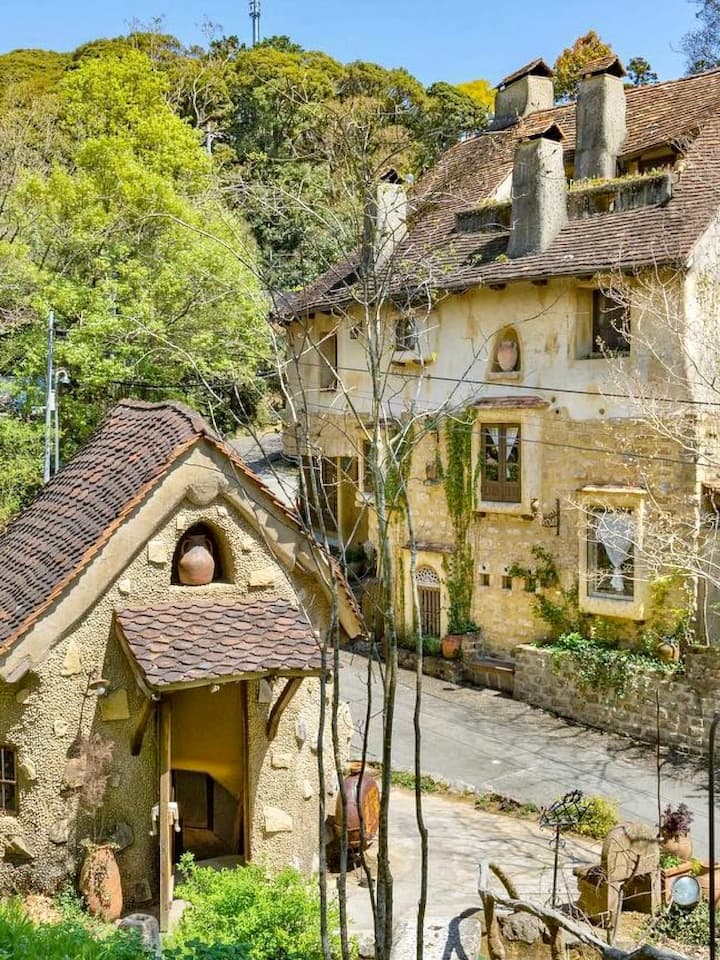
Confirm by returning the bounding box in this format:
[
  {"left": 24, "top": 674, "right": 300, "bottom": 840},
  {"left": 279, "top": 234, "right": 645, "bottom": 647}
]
[
  {"left": 249, "top": 0, "right": 261, "bottom": 46},
  {"left": 43, "top": 310, "right": 55, "bottom": 483}
]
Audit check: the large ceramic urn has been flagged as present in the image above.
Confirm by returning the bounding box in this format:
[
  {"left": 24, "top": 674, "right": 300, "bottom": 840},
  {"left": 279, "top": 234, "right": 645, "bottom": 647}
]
[
  {"left": 178, "top": 532, "right": 215, "bottom": 585},
  {"left": 335, "top": 763, "right": 380, "bottom": 851},
  {"left": 79, "top": 845, "right": 123, "bottom": 921},
  {"left": 496, "top": 340, "right": 518, "bottom": 373}
]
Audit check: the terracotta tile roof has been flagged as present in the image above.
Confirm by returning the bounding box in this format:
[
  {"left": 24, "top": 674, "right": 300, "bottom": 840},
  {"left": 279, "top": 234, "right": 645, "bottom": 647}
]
[
  {"left": 283, "top": 68, "right": 720, "bottom": 317},
  {"left": 115, "top": 597, "right": 320, "bottom": 690},
  {"left": 579, "top": 54, "right": 626, "bottom": 78},
  {"left": 498, "top": 58, "right": 553, "bottom": 89},
  {"left": 0, "top": 400, "right": 362, "bottom": 655}
]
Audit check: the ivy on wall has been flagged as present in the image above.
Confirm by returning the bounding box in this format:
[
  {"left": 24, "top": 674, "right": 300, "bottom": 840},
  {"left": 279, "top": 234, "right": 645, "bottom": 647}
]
[{"left": 443, "top": 411, "right": 477, "bottom": 633}]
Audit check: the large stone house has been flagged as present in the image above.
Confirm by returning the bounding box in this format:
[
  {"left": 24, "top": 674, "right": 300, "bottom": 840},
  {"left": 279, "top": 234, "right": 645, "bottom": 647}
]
[
  {"left": 281, "top": 57, "right": 720, "bottom": 657},
  {"left": 0, "top": 400, "right": 361, "bottom": 928}
]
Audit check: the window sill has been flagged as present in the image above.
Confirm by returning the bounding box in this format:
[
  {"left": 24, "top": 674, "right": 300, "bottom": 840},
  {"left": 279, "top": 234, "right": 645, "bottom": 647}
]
[
  {"left": 485, "top": 370, "right": 522, "bottom": 381},
  {"left": 579, "top": 591, "right": 646, "bottom": 620},
  {"left": 391, "top": 351, "right": 436, "bottom": 367},
  {"left": 476, "top": 500, "right": 526, "bottom": 516}
]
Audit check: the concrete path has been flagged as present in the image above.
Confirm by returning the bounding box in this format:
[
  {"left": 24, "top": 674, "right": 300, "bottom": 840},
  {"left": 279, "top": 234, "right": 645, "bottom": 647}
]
[
  {"left": 339, "top": 652, "right": 715, "bottom": 854},
  {"left": 343, "top": 788, "right": 600, "bottom": 941}
]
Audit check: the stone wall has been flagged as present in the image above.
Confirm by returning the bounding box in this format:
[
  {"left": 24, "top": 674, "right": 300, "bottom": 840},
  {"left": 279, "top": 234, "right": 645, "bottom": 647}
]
[{"left": 514, "top": 644, "right": 720, "bottom": 755}]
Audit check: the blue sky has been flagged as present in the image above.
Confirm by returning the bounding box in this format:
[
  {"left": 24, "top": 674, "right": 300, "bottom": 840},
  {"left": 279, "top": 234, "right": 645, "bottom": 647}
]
[{"left": 2, "top": 1, "right": 699, "bottom": 86}]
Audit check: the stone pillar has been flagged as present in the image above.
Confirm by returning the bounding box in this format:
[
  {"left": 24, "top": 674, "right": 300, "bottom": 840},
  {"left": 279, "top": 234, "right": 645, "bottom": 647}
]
[{"left": 575, "top": 59, "right": 628, "bottom": 182}]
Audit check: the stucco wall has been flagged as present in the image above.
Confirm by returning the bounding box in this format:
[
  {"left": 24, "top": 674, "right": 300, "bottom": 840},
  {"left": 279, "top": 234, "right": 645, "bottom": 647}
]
[
  {"left": 0, "top": 443, "right": 349, "bottom": 901},
  {"left": 514, "top": 644, "right": 720, "bottom": 755}
]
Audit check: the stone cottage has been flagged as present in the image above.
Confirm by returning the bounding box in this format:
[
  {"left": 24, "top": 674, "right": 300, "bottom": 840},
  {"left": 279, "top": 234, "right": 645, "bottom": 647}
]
[
  {"left": 0, "top": 400, "right": 362, "bottom": 929},
  {"left": 280, "top": 56, "right": 720, "bottom": 659}
]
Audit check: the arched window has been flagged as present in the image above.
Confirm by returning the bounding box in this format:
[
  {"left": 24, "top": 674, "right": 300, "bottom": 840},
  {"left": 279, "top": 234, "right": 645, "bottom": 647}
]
[
  {"left": 415, "top": 566, "right": 441, "bottom": 637},
  {"left": 172, "top": 523, "right": 229, "bottom": 586}
]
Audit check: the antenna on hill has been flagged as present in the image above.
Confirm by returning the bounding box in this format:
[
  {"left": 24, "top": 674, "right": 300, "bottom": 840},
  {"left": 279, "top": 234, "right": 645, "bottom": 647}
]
[{"left": 249, "top": 0, "right": 261, "bottom": 46}]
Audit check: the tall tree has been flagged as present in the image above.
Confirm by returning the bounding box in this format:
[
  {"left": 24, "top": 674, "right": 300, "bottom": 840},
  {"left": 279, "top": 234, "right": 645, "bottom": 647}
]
[
  {"left": 681, "top": 0, "right": 720, "bottom": 73},
  {"left": 627, "top": 57, "right": 659, "bottom": 86},
  {"left": 553, "top": 31, "right": 613, "bottom": 101}
]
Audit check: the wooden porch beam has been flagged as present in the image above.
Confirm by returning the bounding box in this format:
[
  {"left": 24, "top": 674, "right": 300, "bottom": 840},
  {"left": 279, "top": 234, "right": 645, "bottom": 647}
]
[
  {"left": 266, "top": 678, "right": 303, "bottom": 741},
  {"left": 130, "top": 697, "right": 153, "bottom": 757},
  {"left": 159, "top": 699, "right": 172, "bottom": 934}
]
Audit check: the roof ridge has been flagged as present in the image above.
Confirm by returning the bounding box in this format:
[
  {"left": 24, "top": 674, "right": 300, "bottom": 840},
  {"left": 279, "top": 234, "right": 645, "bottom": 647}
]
[{"left": 115, "top": 398, "right": 217, "bottom": 439}]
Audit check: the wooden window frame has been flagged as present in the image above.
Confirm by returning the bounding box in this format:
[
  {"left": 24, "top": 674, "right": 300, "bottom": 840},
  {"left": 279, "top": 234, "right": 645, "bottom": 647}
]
[
  {"left": 591, "top": 291, "right": 630, "bottom": 356},
  {"left": 0, "top": 746, "right": 17, "bottom": 814},
  {"left": 415, "top": 567, "right": 441, "bottom": 637},
  {"left": 481, "top": 423, "right": 521, "bottom": 503}
]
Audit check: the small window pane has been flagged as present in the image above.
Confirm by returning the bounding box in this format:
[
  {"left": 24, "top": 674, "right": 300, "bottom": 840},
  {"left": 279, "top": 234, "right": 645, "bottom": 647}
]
[
  {"left": 592, "top": 292, "right": 630, "bottom": 354},
  {"left": 2, "top": 749, "right": 14, "bottom": 782}
]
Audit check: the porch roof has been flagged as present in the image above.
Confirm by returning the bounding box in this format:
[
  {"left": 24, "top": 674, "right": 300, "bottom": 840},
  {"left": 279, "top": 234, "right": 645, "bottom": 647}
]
[{"left": 115, "top": 596, "right": 321, "bottom": 692}]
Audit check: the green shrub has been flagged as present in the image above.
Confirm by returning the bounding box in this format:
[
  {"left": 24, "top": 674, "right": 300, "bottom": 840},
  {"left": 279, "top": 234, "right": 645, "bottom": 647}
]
[
  {"left": 547, "top": 632, "right": 678, "bottom": 696},
  {"left": 0, "top": 899, "right": 148, "bottom": 960},
  {"left": 422, "top": 635, "right": 442, "bottom": 657},
  {"left": 573, "top": 795, "right": 620, "bottom": 840},
  {"left": 650, "top": 901, "right": 720, "bottom": 946},
  {"left": 170, "top": 857, "right": 348, "bottom": 960}
]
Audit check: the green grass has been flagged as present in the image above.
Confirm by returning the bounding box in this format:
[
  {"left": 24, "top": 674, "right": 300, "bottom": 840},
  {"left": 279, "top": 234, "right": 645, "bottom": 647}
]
[
  {"left": 390, "top": 770, "right": 449, "bottom": 793},
  {"left": 0, "top": 899, "right": 148, "bottom": 960},
  {"left": 474, "top": 792, "right": 540, "bottom": 819}
]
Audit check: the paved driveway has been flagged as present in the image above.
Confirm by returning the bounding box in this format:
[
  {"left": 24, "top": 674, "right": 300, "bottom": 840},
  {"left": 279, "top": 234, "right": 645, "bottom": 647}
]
[{"left": 338, "top": 652, "right": 714, "bottom": 854}]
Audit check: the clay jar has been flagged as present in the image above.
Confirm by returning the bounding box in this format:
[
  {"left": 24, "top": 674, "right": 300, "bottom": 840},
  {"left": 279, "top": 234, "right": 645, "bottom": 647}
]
[
  {"left": 661, "top": 833, "right": 693, "bottom": 861},
  {"left": 79, "top": 845, "right": 123, "bottom": 921},
  {"left": 178, "top": 533, "right": 215, "bottom": 586},
  {"left": 335, "top": 763, "right": 380, "bottom": 851},
  {"left": 496, "top": 339, "right": 518, "bottom": 372},
  {"left": 441, "top": 634, "right": 463, "bottom": 660}
]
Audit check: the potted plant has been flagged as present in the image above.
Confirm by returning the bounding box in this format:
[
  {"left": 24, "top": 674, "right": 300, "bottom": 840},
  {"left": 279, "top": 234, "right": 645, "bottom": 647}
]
[
  {"left": 660, "top": 802, "right": 694, "bottom": 860},
  {"left": 75, "top": 733, "right": 123, "bottom": 921},
  {"left": 441, "top": 634, "right": 462, "bottom": 660}
]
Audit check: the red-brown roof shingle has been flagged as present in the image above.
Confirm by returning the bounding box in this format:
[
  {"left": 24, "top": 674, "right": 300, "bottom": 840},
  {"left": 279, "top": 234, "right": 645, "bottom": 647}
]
[
  {"left": 0, "top": 400, "right": 361, "bottom": 654},
  {"left": 115, "top": 596, "right": 320, "bottom": 689},
  {"left": 283, "top": 68, "right": 720, "bottom": 317}
]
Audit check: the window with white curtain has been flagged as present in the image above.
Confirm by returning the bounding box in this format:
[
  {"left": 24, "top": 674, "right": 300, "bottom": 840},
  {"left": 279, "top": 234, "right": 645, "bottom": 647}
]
[{"left": 587, "top": 508, "right": 635, "bottom": 599}]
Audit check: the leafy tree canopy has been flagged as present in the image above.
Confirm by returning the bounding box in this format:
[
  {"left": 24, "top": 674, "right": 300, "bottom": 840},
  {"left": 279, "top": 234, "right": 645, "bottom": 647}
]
[
  {"left": 681, "top": 0, "right": 720, "bottom": 73},
  {"left": 553, "top": 31, "right": 613, "bottom": 101}
]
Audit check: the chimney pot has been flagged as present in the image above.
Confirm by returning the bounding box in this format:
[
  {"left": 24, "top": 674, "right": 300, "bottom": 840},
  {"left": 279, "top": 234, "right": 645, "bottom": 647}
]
[
  {"left": 507, "top": 125, "right": 567, "bottom": 258},
  {"left": 493, "top": 59, "right": 554, "bottom": 129},
  {"left": 574, "top": 55, "right": 628, "bottom": 182}
]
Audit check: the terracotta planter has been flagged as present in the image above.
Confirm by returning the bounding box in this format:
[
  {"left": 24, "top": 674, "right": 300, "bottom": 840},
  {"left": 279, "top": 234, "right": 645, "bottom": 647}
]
[
  {"left": 441, "top": 634, "right": 463, "bottom": 660},
  {"left": 335, "top": 765, "right": 380, "bottom": 851},
  {"left": 178, "top": 533, "right": 215, "bottom": 586},
  {"left": 79, "top": 844, "right": 123, "bottom": 921},
  {"left": 657, "top": 640, "right": 680, "bottom": 663},
  {"left": 661, "top": 833, "right": 693, "bottom": 861},
  {"left": 697, "top": 863, "right": 720, "bottom": 905}
]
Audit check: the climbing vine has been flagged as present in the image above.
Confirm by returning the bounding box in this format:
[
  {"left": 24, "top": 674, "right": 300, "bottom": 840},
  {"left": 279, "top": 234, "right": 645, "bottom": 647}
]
[
  {"left": 385, "top": 422, "right": 415, "bottom": 513},
  {"left": 443, "top": 411, "right": 477, "bottom": 633}
]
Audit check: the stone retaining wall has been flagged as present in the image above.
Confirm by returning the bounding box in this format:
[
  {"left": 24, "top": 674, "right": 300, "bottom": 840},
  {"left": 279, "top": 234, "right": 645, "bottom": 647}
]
[{"left": 514, "top": 644, "right": 720, "bottom": 755}]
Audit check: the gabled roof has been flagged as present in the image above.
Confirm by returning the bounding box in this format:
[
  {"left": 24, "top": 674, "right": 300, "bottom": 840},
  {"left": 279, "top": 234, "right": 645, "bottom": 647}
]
[
  {"left": 283, "top": 67, "right": 720, "bottom": 318},
  {"left": 0, "top": 400, "right": 362, "bottom": 656},
  {"left": 115, "top": 597, "right": 321, "bottom": 691},
  {"left": 498, "top": 58, "right": 553, "bottom": 89}
]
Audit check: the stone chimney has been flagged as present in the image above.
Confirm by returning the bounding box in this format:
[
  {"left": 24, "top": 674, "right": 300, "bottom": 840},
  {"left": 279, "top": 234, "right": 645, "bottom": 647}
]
[
  {"left": 574, "top": 55, "right": 628, "bottom": 182},
  {"left": 507, "top": 123, "right": 567, "bottom": 258},
  {"left": 372, "top": 169, "right": 408, "bottom": 268},
  {"left": 493, "top": 59, "right": 554, "bottom": 130}
]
